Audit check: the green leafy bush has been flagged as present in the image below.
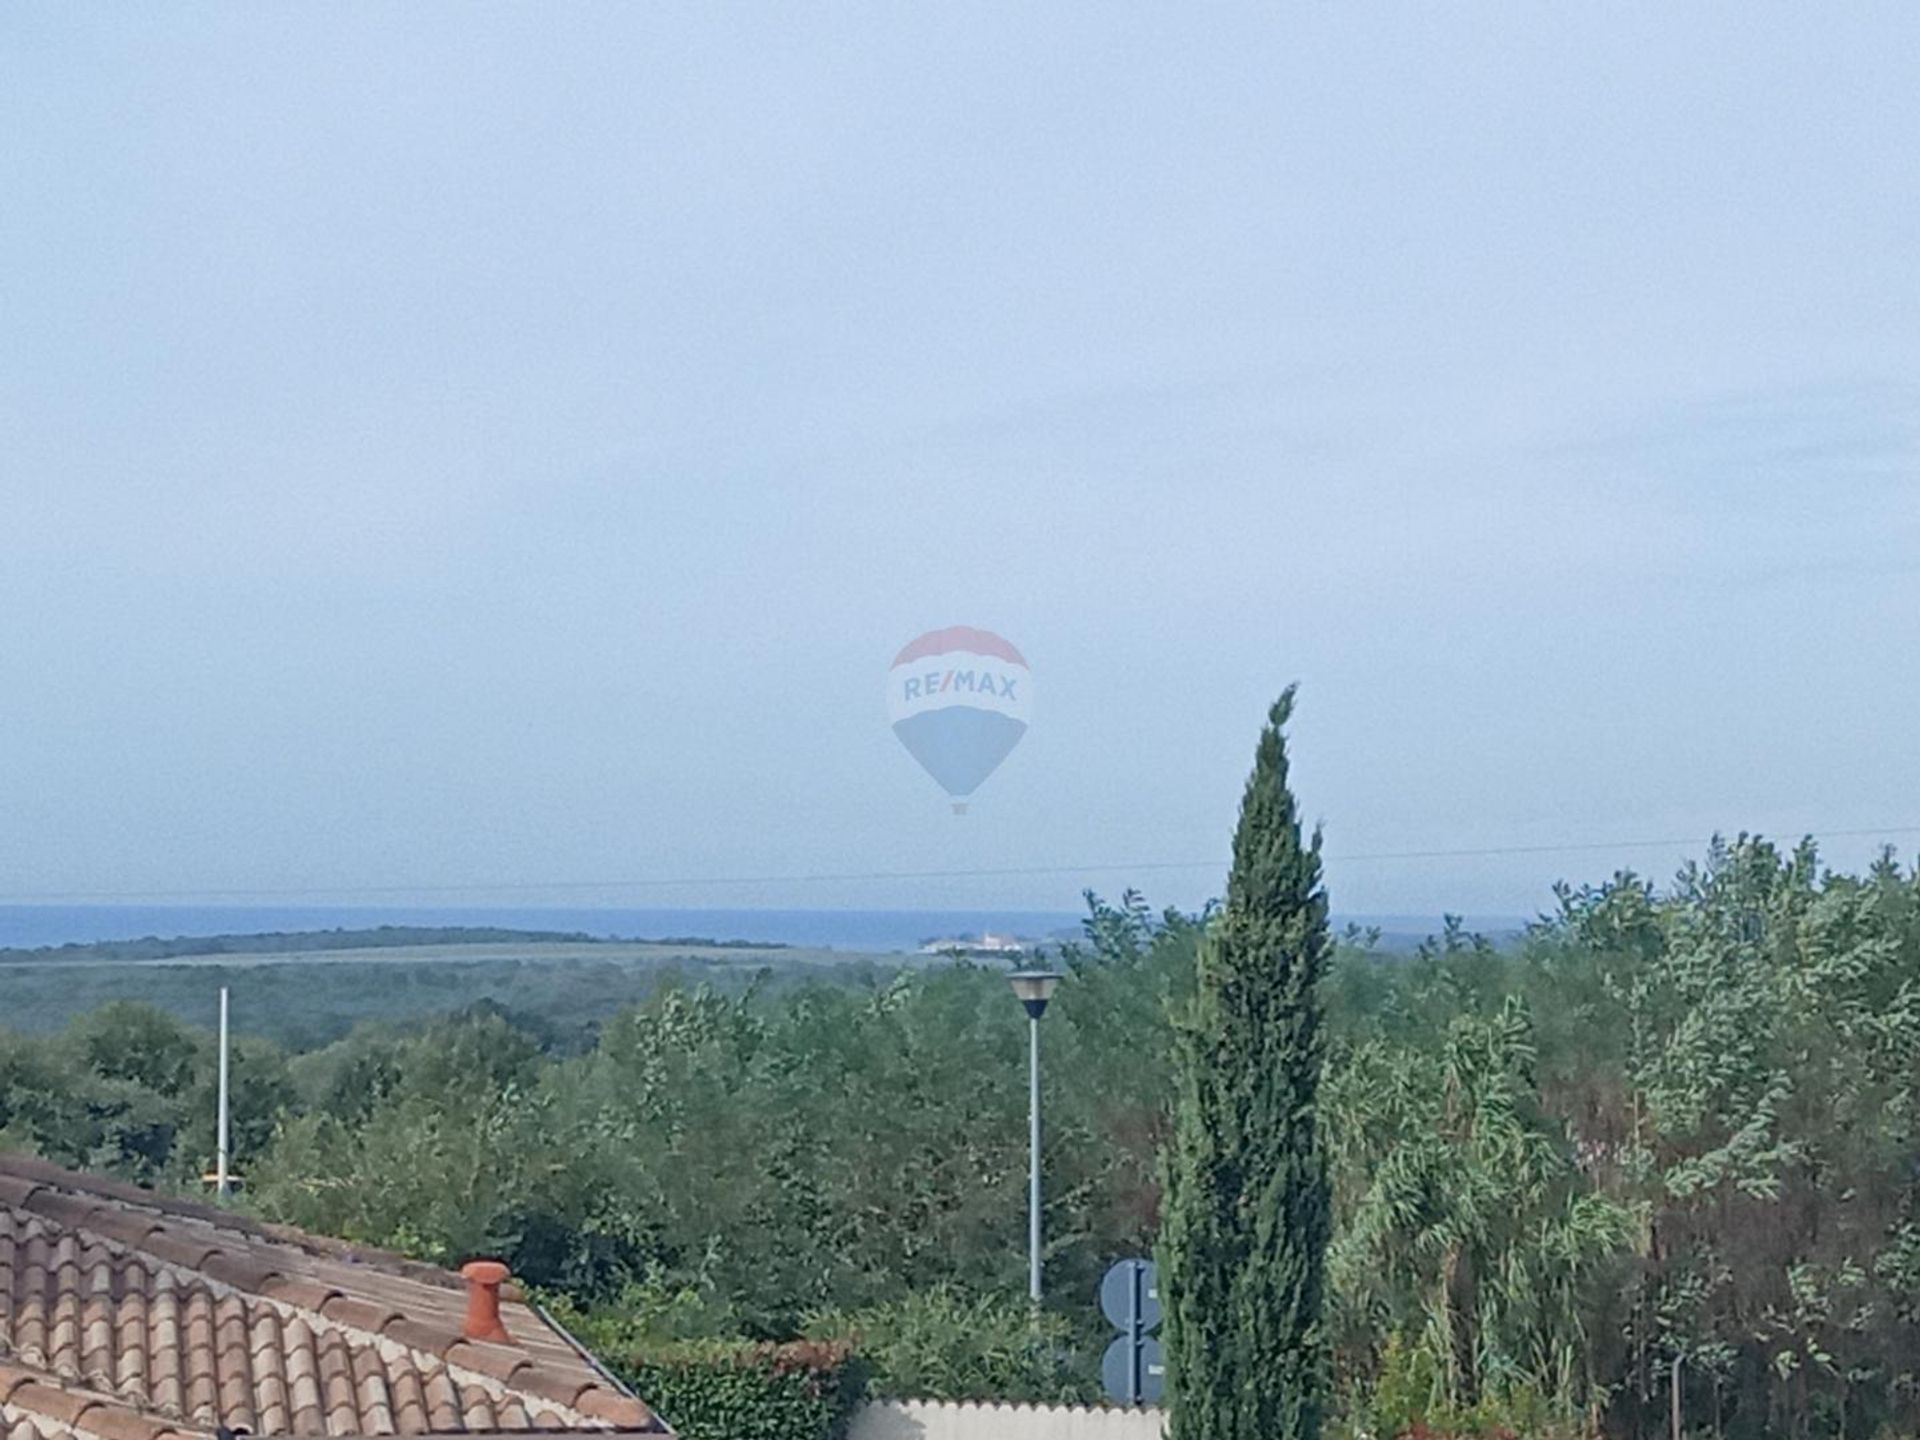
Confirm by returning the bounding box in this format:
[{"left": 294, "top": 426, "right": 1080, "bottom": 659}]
[
  {"left": 807, "top": 1287, "right": 1093, "bottom": 1405},
  {"left": 1334, "top": 1332, "right": 1585, "bottom": 1440},
  {"left": 616, "top": 1340, "right": 865, "bottom": 1440},
  {"left": 539, "top": 1277, "right": 741, "bottom": 1352}
]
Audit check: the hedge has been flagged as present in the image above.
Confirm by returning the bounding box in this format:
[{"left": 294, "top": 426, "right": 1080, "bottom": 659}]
[
  {"left": 619, "top": 1339, "right": 867, "bottom": 1440},
  {"left": 806, "top": 1288, "right": 1092, "bottom": 1404}
]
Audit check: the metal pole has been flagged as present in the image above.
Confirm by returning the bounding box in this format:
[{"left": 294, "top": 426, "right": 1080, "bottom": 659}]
[
  {"left": 1127, "top": 1262, "right": 1142, "bottom": 1403},
  {"left": 1028, "top": 1012, "right": 1042, "bottom": 1303},
  {"left": 216, "top": 987, "right": 231, "bottom": 1198}
]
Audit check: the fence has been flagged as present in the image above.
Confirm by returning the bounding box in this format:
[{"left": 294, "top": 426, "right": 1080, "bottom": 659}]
[{"left": 849, "top": 1400, "right": 1166, "bottom": 1440}]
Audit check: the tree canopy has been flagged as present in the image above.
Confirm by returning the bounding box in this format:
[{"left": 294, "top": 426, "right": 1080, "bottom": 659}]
[{"left": 4, "top": 836, "right": 1919, "bottom": 1437}]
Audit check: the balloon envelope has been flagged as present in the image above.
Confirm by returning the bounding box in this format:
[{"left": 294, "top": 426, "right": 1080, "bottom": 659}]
[{"left": 887, "top": 627, "right": 1031, "bottom": 801}]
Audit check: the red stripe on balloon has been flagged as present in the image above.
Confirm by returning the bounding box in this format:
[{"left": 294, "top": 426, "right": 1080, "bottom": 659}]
[{"left": 891, "top": 626, "right": 1028, "bottom": 668}]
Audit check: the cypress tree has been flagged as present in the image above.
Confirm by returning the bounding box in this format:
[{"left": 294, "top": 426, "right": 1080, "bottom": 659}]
[{"left": 1161, "top": 686, "right": 1332, "bottom": 1440}]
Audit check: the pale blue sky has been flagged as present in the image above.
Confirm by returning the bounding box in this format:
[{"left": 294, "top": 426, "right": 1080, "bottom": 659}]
[{"left": 2, "top": 5, "right": 1916, "bottom": 918}]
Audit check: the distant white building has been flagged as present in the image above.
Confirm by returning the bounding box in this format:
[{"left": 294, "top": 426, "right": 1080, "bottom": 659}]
[{"left": 920, "top": 931, "right": 1027, "bottom": 956}]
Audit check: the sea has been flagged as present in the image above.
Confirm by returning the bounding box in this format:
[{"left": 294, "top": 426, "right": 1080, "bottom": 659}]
[{"left": 0, "top": 905, "right": 1089, "bottom": 954}]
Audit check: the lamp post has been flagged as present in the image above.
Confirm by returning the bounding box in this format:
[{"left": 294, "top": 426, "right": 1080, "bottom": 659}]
[{"left": 1007, "top": 968, "right": 1062, "bottom": 1304}]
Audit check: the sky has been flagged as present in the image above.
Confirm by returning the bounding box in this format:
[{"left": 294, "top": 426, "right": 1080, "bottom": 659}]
[{"left": 2, "top": 5, "right": 1916, "bottom": 921}]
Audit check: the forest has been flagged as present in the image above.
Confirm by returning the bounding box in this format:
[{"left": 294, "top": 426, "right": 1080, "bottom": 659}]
[
  {"left": 1, "top": 835, "right": 1915, "bottom": 1440},
  {"left": 0, "top": 933, "right": 876, "bottom": 1045}
]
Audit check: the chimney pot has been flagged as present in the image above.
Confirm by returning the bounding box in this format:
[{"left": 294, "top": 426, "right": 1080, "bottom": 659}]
[{"left": 460, "top": 1260, "right": 512, "bottom": 1343}]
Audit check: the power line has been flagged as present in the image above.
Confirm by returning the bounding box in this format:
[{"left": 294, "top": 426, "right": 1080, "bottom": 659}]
[
  {"left": 0, "top": 825, "right": 1914, "bottom": 905},
  {"left": 1330, "top": 824, "right": 1920, "bottom": 862}
]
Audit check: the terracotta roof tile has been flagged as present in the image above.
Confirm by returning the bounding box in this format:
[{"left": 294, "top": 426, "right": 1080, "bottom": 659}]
[
  {"left": 10, "top": 1380, "right": 98, "bottom": 1426},
  {"left": 320, "top": 1328, "right": 359, "bottom": 1432},
  {"left": 259, "top": 1273, "right": 341, "bottom": 1312},
  {"left": 255, "top": 1360, "right": 291, "bottom": 1436},
  {"left": 16, "top": 1193, "right": 101, "bottom": 1235},
  {"left": 383, "top": 1315, "right": 460, "bottom": 1358},
  {"left": 77, "top": 1208, "right": 164, "bottom": 1252},
  {"left": 496, "top": 1396, "right": 532, "bottom": 1429},
  {"left": 512, "top": 1365, "right": 593, "bottom": 1412},
  {"left": 577, "top": 1389, "right": 657, "bottom": 1428},
  {"left": 321, "top": 1294, "right": 404, "bottom": 1334},
  {"left": 141, "top": 1233, "right": 228, "bottom": 1274},
  {"left": 441, "top": 1341, "right": 529, "bottom": 1386},
  {"left": 0, "top": 1153, "right": 667, "bottom": 1436},
  {"left": 0, "top": 1177, "right": 46, "bottom": 1211},
  {"left": 389, "top": 1361, "right": 430, "bottom": 1432},
  {"left": 200, "top": 1250, "right": 280, "bottom": 1294},
  {"left": 82, "top": 1405, "right": 182, "bottom": 1440},
  {"left": 459, "top": 1388, "right": 497, "bottom": 1431},
  {"left": 422, "top": 1367, "right": 462, "bottom": 1431}
]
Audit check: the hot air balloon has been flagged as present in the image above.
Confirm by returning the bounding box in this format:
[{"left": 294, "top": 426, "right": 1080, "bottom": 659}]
[{"left": 888, "top": 626, "right": 1031, "bottom": 813}]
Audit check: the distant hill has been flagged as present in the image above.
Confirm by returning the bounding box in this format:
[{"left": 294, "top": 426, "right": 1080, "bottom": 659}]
[{"left": 0, "top": 924, "right": 608, "bottom": 964}]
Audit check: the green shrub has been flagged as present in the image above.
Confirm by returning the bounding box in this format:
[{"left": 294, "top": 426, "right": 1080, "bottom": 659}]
[
  {"left": 1335, "top": 1332, "right": 1586, "bottom": 1440},
  {"left": 617, "top": 1339, "right": 866, "bottom": 1440},
  {"left": 539, "top": 1277, "right": 741, "bottom": 1352},
  {"left": 807, "top": 1287, "right": 1093, "bottom": 1405}
]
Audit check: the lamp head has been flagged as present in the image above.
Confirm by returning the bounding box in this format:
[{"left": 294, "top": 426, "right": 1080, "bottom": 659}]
[{"left": 1007, "top": 969, "right": 1063, "bottom": 1019}]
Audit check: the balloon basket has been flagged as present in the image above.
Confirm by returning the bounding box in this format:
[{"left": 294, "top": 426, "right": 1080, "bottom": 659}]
[{"left": 951, "top": 802, "right": 969, "bottom": 815}]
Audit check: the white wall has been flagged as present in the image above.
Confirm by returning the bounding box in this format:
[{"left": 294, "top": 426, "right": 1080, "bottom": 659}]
[{"left": 848, "top": 1400, "right": 1166, "bottom": 1440}]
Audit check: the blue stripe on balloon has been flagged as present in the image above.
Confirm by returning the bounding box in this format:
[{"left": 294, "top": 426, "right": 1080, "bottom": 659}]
[{"left": 892, "top": 707, "right": 1028, "bottom": 798}]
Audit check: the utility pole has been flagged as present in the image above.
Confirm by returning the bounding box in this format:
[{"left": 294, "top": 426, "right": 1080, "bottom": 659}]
[{"left": 216, "top": 987, "right": 231, "bottom": 1198}]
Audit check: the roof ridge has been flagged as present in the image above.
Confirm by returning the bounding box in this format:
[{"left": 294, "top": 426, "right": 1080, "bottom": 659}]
[{"left": 0, "top": 1156, "right": 459, "bottom": 1293}]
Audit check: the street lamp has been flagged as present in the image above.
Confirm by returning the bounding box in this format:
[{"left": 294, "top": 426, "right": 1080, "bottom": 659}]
[{"left": 1008, "top": 968, "right": 1063, "bottom": 1303}]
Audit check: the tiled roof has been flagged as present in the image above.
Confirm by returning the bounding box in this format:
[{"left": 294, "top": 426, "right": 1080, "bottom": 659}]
[{"left": 0, "top": 1154, "right": 664, "bottom": 1439}]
